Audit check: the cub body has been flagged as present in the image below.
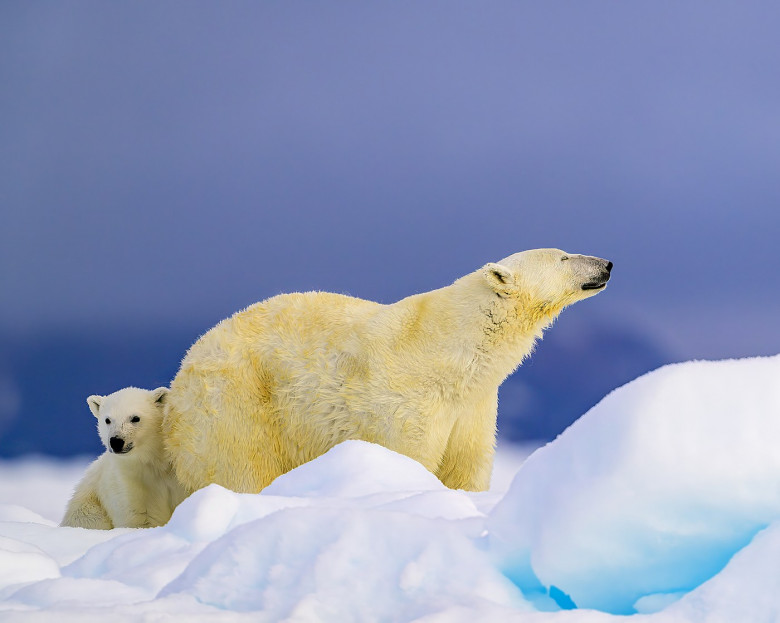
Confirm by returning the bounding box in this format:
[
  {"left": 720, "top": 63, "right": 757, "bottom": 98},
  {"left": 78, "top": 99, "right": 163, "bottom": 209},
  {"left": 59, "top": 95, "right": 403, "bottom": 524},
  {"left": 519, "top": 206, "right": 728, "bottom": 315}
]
[{"left": 62, "top": 387, "right": 186, "bottom": 529}]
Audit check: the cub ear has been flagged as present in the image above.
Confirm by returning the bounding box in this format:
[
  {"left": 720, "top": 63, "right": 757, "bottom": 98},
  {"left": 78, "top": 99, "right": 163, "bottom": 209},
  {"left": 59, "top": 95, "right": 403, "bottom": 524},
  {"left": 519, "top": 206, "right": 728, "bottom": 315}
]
[
  {"left": 151, "top": 387, "right": 169, "bottom": 406},
  {"left": 483, "top": 262, "right": 515, "bottom": 295},
  {"left": 87, "top": 395, "right": 103, "bottom": 418}
]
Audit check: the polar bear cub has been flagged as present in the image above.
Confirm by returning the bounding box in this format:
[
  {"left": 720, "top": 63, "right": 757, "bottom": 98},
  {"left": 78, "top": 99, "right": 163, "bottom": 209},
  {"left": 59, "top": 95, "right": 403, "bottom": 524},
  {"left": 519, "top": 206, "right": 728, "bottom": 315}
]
[{"left": 61, "top": 387, "right": 186, "bottom": 529}]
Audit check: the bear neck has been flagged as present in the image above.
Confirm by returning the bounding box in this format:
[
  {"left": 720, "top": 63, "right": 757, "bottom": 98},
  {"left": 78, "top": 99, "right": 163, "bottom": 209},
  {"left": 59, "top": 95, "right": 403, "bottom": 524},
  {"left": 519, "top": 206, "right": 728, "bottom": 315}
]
[{"left": 390, "top": 272, "right": 564, "bottom": 391}]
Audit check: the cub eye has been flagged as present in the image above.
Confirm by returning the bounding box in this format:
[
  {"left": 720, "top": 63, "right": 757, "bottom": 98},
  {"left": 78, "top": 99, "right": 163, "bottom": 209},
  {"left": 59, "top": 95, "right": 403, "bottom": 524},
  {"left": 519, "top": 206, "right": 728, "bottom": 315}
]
[
  {"left": 105, "top": 418, "right": 111, "bottom": 425},
  {"left": 560, "top": 256, "right": 569, "bottom": 261},
  {"left": 130, "top": 415, "right": 141, "bottom": 423}
]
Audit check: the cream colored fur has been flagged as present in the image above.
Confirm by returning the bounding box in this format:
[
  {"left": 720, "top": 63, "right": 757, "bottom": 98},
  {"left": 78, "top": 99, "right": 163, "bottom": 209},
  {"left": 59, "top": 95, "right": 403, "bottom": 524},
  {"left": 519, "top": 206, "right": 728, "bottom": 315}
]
[
  {"left": 62, "top": 387, "right": 187, "bottom": 529},
  {"left": 164, "top": 248, "right": 611, "bottom": 494}
]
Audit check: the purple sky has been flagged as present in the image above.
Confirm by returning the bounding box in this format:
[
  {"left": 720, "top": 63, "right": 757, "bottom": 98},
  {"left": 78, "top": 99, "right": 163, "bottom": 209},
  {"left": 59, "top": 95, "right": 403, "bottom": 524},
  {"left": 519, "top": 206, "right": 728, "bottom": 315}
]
[{"left": 2, "top": 2, "right": 779, "bottom": 360}]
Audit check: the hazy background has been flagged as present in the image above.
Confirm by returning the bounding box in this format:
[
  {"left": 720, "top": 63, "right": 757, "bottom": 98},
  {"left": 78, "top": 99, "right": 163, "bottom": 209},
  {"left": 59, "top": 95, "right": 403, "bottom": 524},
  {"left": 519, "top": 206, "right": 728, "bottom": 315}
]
[{"left": 2, "top": 2, "right": 778, "bottom": 457}]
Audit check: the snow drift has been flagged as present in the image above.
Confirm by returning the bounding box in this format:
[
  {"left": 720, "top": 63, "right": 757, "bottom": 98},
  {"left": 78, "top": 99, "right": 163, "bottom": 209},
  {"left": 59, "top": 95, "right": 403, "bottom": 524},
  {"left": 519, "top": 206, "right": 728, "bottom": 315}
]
[
  {"left": 0, "top": 355, "right": 779, "bottom": 621},
  {"left": 489, "top": 354, "right": 780, "bottom": 614}
]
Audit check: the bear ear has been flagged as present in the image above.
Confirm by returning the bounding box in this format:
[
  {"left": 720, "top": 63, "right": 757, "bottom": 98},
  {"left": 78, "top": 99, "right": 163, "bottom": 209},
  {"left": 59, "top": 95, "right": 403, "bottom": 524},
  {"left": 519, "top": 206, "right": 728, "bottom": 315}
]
[
  {"left": 151, "top": 387, "right": 169, "bottom": 406},
  {"left": 483, "top": 262, "right": 515, "bottom": 295},
  {"left": 87, "top": 395, "right": 103, "bottom": 418}
]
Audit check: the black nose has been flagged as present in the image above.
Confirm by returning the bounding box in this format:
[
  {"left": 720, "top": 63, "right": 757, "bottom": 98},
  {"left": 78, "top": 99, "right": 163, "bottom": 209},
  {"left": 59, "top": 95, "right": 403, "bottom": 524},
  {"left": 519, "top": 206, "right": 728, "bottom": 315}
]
[
  {"left": 110, "top": 437, "right": 124, "bottom": 453},
  {"left": 605, "top": 261, "right": 613, "bottom": 273}
]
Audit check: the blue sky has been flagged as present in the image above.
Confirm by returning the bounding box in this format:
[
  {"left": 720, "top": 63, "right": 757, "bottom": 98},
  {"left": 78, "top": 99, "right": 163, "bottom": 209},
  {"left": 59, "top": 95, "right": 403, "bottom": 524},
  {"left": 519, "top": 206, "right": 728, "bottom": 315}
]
[{"left": 2, "top": 1, "right": 779, "bottom": 360}]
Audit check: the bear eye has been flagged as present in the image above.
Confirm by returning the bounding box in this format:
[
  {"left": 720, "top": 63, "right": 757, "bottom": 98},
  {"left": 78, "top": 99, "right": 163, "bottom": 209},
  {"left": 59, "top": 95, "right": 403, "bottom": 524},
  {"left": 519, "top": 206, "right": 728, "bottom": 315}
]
[
  {"left": 560, "top": 256, "right": 569, "bottom": 261},
  {"left": 131, "top": 415, "right": 141, "bottom": 423},
  {"left": 105, "top": 418, "right": 111, "bottom": 425}
]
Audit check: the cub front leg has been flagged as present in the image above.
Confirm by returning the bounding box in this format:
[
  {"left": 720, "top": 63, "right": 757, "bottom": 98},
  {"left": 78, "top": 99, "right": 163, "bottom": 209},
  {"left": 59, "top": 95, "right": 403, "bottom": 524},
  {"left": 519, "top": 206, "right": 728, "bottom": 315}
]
[{"left": 61, "top": 491, "right": 113, "bottom": 530}]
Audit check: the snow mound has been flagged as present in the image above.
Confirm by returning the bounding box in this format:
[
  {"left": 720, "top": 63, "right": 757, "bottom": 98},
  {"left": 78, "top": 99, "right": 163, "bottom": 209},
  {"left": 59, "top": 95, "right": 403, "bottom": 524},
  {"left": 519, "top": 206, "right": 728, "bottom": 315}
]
[
  {"left": 260, "top": 440, "right": 483, "bottom": 521},
  {"left": 0, "top": 441, "right": 528, "bottom": 620},
  {"left": 161, "top": 507, "right": 528, "bottom": 619},
  {"left": 165, "top": 483, "right": 308, "bottom": 542},
  {"left": 0, "top": 536, "right": 59, "bottom": 591},
  {"left": 263, "top": 439, "right": 445, "bottom": 497},
  {"left": 0, "top": 504, "right": 53, "bottom": 525},
  {"left": 489, "top": 354, "right": 780, "bottom": 614}
]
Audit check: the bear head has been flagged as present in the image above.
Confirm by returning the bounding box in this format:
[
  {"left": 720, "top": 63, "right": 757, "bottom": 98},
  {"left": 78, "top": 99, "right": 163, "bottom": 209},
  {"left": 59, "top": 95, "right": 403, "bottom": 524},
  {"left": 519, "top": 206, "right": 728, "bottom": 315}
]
[
  {"left": 87, "top": 386, "right": 168, "bottom": 458},
  {"left": 482, "top": 248, "right": 612, "bottom": 312}
]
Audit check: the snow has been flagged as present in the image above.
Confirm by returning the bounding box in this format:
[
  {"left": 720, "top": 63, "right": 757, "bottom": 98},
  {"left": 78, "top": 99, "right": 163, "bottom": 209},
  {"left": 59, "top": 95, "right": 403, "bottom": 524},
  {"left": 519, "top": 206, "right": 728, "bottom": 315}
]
[
  {"left": 0, "top": 456, "right": 90, "bottom": 523},
  {"left": 0, "top": 442, "right": 533, "bottom": 622},
  {"left": 489, "top": 354, "right": 780, "bottom": 615},
  {"left": 0, "top": 355, "right": 778, "bottom": 621}
]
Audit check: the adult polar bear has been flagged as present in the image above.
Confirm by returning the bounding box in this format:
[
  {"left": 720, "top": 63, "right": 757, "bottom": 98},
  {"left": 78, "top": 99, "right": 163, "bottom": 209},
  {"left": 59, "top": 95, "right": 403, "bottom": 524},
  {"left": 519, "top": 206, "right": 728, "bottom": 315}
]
[{"left": 164, "top": 249, "right": 612, "bottom": 493}]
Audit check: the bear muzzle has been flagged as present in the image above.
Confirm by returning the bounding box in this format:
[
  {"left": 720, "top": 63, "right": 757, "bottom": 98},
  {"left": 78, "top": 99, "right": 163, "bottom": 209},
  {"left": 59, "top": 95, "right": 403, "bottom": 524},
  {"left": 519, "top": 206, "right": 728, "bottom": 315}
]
[
  {"left": 109, "top": 437, "right": 133, "bottom": 454},
  {"left": 581, "top": 259, "right": 613, "bottom": 291}
]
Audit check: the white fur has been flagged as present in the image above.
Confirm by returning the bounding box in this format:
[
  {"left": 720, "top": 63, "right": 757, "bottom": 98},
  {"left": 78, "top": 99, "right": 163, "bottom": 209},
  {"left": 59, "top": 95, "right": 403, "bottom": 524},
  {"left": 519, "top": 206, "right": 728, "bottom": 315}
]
[
  {"left": 61, "top": 387, "right": 186, "bottom": 529},
  {"left": 164, "top": 248, "right": 611, "bottom": 493}
]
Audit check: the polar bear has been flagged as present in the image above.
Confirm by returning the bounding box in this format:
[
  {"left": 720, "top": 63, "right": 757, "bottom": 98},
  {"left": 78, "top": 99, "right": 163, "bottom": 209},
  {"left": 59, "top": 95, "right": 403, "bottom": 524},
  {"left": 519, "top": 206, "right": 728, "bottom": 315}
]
[
  {"left": 164, "top": 248, "right": 612, "bottom": 494},
  {"left": 62, "top": 387, "right": 187, "bottom": 529}
]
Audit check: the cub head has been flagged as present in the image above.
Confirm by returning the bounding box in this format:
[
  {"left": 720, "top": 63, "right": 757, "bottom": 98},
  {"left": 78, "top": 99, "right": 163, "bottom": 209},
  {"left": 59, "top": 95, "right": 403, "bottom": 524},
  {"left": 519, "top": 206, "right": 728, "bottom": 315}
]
[
  {"left": 482, "top": 248, "right": 612, "bottom": 310},
  {"left": 87, "top": 386, "right": 168, "bottom": 457}
]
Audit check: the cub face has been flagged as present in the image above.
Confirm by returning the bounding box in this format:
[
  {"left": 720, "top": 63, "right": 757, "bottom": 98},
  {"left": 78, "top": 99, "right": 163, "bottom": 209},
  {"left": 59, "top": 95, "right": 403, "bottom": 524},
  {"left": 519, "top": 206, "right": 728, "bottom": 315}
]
[
  {"left": 87, "top": 387, "right": 168, "bottom": 456},
  {"left": 483, "top": 248, "right": 612, "bottom": 309}
]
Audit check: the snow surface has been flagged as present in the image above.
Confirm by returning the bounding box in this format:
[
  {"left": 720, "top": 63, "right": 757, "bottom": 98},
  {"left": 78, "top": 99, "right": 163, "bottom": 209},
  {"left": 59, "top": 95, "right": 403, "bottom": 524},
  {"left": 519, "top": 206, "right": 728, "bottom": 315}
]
[
  {"left": 489, "top": 354, "right": 780, "bottom": 615},
  {"left": 0, "top": 355, "right": 779, "bottom": 622}
]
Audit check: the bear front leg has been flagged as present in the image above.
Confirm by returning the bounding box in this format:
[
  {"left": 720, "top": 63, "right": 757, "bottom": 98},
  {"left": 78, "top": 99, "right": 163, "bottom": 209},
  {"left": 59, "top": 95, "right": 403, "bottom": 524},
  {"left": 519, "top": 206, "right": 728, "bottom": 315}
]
[
  {"left": 435, "top": 393, "right": 498, "bottom": 492},
  {"left": 120, "top": 506, "right": 156, "bottom": 529}
]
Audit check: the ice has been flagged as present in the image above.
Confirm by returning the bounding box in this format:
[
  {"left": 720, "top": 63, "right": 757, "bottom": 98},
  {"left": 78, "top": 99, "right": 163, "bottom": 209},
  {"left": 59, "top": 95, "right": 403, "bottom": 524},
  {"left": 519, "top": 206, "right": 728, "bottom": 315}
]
[
  {"left": 489, "top": 354, "right": 780, "bottom": 614},
  {"left": 668, "top": 520, "right": 780, "bottom": 622}
]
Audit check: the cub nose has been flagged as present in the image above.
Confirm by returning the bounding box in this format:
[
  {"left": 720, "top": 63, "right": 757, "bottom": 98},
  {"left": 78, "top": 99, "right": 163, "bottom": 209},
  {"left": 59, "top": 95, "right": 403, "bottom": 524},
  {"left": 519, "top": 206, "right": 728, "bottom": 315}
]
[
  {"left": 110, "top": 437, "right": 125, "bottom": 453},
  {"left": 605, "top": 261, "right": 613, "bottom": 273}
]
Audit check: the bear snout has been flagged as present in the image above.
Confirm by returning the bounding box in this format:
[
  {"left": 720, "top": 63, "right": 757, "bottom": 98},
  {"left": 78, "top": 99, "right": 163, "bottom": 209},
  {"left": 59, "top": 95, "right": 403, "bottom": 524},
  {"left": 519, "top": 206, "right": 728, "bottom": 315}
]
[
  {"left": 109, "top": 437, "right": 125, "bottom": 453},
  {"left": 581, "top": 258, "right": 613, "bottom": 290}
]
